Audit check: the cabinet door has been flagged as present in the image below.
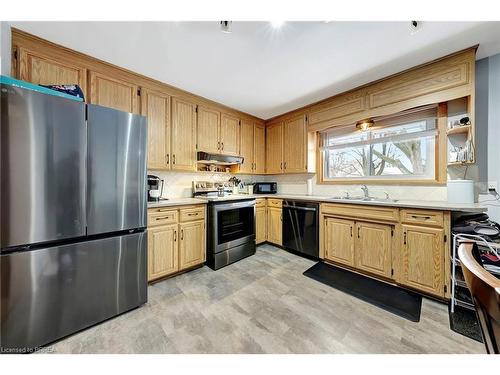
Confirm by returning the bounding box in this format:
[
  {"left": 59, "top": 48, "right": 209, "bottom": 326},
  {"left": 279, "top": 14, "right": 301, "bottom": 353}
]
[
  {"left": 239, "top": 119, "right": 254, "bottom": 173},
  {"left": 220, "top": 113, "right": 240, "bottom": 155},
  {"left": 355, "top": 221, "right": 392, "bottom": 278},
  {"left": 254, "top": 123, "right": 266, "bottom": 174},
  {"left": 171, "top": 97, "right": 197, "bottom": 171},
  {"left": 267, "top": 207, "right": 282, "bottom": 246},
  {"left": 179, "top": 220, "right": 205, "bottom": 270},
  {"left": 283, "top": 115, "right": 307, "bottom": 173},
  {"left": 141, "top": 88, "right": 170, "bottom": 170},
  {"left": 17, "top": 47, "right": 88, "bottom": 98},
  {"left": 255, "top": 206, "right": 267, "bottom": 244},
  {"left": 401, "top": 225, "right": 445, "bottom": 297},
  {"left": 147, "top": 224, "right": 178, "bottom": 281},
  {"left": 324, "top": 217, "right": 355, "bottom": 266},
  {"left": 89, "top": 71, "right": 139, "bottom": 113},
  {"left": 266, "top": 122, "right": 284, "bottom": 174},
  {"left": 197, "top": 106, "right": 220, "bottom": 154}
]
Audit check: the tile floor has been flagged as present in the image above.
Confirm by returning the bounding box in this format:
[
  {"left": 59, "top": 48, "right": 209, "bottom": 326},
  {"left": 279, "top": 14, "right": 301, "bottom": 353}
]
[{"left": 47, "top": 244, "right": 485, "bottom": 354}]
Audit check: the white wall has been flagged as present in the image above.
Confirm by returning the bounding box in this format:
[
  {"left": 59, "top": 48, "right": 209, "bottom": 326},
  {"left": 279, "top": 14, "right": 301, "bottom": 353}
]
[
  {"left": 0, "top": 22, "right": 11, "bottom": 76},
  {"left": 481, "top": 53, "right": 500, "bottom": 220}
]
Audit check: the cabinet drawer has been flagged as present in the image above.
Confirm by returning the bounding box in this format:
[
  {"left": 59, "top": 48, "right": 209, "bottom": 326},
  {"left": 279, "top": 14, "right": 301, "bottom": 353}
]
[
  {"left": 267, "top": 198, "right": 282, "bottom": 208},
  {"left": 180, "top": 206, "right": 205, "bottom": 222},
  {"left": 321, "top": 203, "right": 399, "bottom": 223},
  {"left": 255, "top": 198, "right": 266, "bottom": 208},
  {"left": 401, "top": 209, "right": 444, "bottom": 227},
  {"left": 148, "top": 210, "right": 178, "bottom": 226}
]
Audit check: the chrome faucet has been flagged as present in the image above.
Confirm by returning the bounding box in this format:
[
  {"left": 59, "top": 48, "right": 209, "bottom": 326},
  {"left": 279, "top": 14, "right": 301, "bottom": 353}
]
[{"left": 360, "top": 185, "right": 369, "bottom": 199}]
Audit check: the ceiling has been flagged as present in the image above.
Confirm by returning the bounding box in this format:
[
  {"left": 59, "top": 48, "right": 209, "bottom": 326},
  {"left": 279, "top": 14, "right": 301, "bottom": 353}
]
[{"left": 10, "top": 21, "right": 500, "bottom": 119}]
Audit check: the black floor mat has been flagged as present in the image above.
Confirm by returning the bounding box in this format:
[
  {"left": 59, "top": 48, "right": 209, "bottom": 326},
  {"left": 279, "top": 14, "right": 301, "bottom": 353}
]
[
  {"left": 449, "top": 305, "right": 483, "bottom": 343},
  {"left": 303, "top": 262, "right": 422, "bottom": 322}
]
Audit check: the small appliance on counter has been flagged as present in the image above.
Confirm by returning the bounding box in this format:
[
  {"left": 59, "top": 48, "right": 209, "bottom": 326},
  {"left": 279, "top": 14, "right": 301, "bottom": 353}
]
[
  {"left": 147, "top": 174, "right": 164, "bottom": 202},
  {"left": 253, "top": 182, "right": 277, "bottom": 194}
]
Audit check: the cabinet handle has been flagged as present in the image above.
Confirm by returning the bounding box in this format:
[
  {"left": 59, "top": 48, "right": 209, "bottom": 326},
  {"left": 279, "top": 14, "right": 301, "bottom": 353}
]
[
  {"left": 411, "top": 215, "right": 431, "bottom": 220},
  {"left": 284, "top": 162, "right": 287, "bottom": 170},
  {"left": 403, "top": 232, "right": 407, "bottom": 245},
  {"left": 187, "top": 212, "right": 199, "bottom": 216},
  {"left": 357, "top": 227, "right": 360, "bottom": 238},
  {"left": 221, "top": 142, "right": 224, "bottom": 150},
  {"left": 172, "top": 154, "right": 176, "bottom": 164},
  {"left": 217, "top": 141, "right": 220, "bottom": 150},
  {"left": 174, "top": 230, "right": 177, "bottom": 242},
  {"left": 181, "top": 229, "right": 184, "bottom": 240},
  {"left": 280, "top": 162, "right": 283, "bottom": 170},
  {"left": 350, "top": 226, "right": 353, "bottom": 237},
  {"left": 166, "top": 154, "right": 169, "bottom": 165},
  {"left": 155, "top": 216, "right": 171, "bottom": 220}
]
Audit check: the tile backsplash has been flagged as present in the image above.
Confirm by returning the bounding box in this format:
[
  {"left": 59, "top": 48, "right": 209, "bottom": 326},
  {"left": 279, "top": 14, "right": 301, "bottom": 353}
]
[{"left": 149, "top": 170, "right": 448, "bottom": 201}]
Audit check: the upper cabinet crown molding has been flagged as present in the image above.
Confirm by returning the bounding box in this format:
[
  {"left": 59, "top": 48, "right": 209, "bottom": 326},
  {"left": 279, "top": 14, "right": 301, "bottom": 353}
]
[
  {"left": 265, "top": 47, "right": 477, "bottom": 133},
  {"left": 11, "top": 28, "right": 263, "bottom": 123}
]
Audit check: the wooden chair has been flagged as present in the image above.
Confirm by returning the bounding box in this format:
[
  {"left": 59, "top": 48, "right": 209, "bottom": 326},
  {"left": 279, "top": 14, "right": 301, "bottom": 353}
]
[{"left": 458, "top": 241, "right": 500, "bottom": 354}]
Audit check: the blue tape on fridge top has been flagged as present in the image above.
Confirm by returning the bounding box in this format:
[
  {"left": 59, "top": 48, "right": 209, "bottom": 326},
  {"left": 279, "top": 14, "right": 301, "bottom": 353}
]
[{"left": 0, "top": 75, "right": 84, "bottom": 102}]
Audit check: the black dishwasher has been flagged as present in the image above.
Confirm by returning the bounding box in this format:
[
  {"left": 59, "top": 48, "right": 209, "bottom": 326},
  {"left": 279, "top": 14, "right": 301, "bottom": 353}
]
[{"left": 282, "top": 200, "right": 319, "bottom": 258}]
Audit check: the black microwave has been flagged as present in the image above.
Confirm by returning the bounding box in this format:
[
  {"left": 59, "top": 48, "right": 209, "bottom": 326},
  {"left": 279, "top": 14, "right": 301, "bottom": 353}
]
[{"left": 253, "top": 182, "right": 277, "bottom": 194}]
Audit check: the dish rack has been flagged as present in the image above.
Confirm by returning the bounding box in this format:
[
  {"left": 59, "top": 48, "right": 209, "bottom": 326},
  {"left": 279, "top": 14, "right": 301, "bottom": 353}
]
[{"left": 451, "top": 233, "right": 500, "bottom": 313}]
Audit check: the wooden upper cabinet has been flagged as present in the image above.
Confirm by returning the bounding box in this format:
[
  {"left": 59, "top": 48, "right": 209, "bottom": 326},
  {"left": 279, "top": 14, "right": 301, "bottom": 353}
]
[
  {"left": 355, "top": 221, "right": 392, "bottom": 279},
  {"left": 197, "top": 106, "right": 220, "bottom": 154},
  {"left": 283, "top": 114, "right": 307, "bottom": 173},
  {"left": 220, "top": 113, "right": 240, "bottom": 155},
  {"left": 239, "top": 119, "right": 254, "bottom": 173},
  {"left": 401, "top": 224, "right": 445, "bottom": 297},
  {"left": 324, "top": 217, "right": 355, "bottom": 267},
  {"left": 254, "top": 123, "right": 266, "bottom": 174},
  {"left": 308, "top": 90, "right": 366, "bottom": 127},
  {"left": 171, "top": 97, "right": 197, "bottom": 171},
  {"left": 141, "top": 88, "right": 171, "bottom": 170},
  {"left": 266, "top": 122, "right": 284, "bottom": 174},
  {"left": 17, "top": 47, "right": 88, "bottom": 98},
  {"left": 89, "top": 71, "right": 139, "bottom": 114}
]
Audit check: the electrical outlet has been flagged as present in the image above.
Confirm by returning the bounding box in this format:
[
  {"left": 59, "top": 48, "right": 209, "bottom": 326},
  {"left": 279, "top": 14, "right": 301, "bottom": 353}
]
[{"left": 488, "top": 181, "right": 498, "bottom": 191}]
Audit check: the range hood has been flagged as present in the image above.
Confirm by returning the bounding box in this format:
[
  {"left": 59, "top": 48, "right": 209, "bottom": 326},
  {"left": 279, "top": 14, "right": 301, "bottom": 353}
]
[{"left": 197, "top": 151, "right": 244, "bottom": 165}]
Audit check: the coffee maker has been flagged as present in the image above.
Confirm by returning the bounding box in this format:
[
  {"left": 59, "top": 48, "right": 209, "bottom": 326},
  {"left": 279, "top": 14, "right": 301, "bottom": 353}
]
[{"left": 147, "top": 174, "right": 164, "bottom": 202}]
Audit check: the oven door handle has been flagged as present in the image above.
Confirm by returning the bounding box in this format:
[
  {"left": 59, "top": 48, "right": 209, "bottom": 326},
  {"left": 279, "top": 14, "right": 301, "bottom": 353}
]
[
  {"left": 282, "top": 205, "right": 317, "bottom": 212},
  {"left": 213, "top": 200, "right": 256, "bottom": 211}
]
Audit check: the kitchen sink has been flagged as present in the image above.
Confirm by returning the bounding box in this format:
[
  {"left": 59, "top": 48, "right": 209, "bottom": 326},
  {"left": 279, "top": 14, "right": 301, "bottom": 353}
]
[{"left": 330, "top": 196, "right": 399, "bottom": 203}]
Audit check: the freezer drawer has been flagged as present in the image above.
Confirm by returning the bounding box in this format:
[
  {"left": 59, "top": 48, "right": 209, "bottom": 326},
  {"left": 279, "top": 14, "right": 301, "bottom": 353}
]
[
  {"left": 0, "top": 231, "right": 147, "bottom": 351},
  {"left": 0, "top": 84, "right": 86, "bottom": 248},
  {"left": 87, "top": 104, "right": 147, "bottom": 235}
]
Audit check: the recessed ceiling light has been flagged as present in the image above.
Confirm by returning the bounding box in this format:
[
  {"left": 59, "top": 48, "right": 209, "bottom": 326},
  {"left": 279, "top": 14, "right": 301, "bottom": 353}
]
[
  {"left": 409, "top": 20, "right": 422, "bottom": 35},
  {"left": 220, "top": 21, "right": 232, "bottom": 33},
  {"left": 270, "top": 20, "right": 285, "bottom": 29}
]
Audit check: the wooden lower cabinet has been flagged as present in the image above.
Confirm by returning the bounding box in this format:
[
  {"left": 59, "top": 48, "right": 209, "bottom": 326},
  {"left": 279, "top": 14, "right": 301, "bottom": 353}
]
[
  {"left": 147, "top": 224, "right": 178, "bottom": 281},
  {"left": 267, "top": 207, "right": 282, "bottom": 246},
  {"left": 147, "top": 205, "right": 206, "bottom": 282},
  {"left": 401, "top": 224, "right": 445, "bottom": 297},
  {"left": 324, "top": 217, "right": 355, "bottom": 266},
  {"left": 179, "top": 220, "right": 206, "bottom": 270},
  {"left": 355, "top": 221, "right": 392, "bottom": 278},
  {"left": 255, "top": 205, "right": 267, "bottom": 244}
]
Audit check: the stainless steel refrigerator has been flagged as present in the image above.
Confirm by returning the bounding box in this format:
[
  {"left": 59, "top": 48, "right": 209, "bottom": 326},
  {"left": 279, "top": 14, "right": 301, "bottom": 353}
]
[{"left": 0, "top": 81, "right": 148, "bottom": 352}]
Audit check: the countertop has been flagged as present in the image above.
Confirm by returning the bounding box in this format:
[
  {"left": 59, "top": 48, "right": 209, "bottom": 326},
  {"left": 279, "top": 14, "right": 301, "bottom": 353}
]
[
  {"left": 171, "top": 193, "right": 486, "bottom": 212},
  {"left": 147, "top": 198, "right": 207, "bottom": 208},
  {"left": 147, "top": 194, "right": 486, "bottom": 212}
]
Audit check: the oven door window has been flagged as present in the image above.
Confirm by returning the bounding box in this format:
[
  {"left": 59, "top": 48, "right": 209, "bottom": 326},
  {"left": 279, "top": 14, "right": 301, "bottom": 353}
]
[{"left": 217, "top": 207, "right": 254, "bottom": 244}]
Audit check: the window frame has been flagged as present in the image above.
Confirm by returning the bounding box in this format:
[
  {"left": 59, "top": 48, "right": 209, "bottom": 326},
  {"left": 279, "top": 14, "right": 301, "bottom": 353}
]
[{"left": 317, "top": 104, "right": 448, "bottom": 186}]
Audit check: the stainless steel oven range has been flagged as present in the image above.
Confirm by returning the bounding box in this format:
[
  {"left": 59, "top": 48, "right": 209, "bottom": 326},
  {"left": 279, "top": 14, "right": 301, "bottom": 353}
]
[{"left": 193, "top": 181, "right": 256, "bottom": 270}]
